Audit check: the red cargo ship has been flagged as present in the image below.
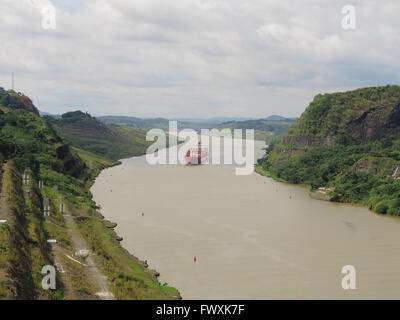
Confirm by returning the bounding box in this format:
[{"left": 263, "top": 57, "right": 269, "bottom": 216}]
[{"left": 185, "top": 142, "right": 208, "bottom": 165}]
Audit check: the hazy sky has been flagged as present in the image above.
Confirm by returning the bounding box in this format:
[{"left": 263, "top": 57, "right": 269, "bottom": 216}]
[{"left": 0, "top": 0, "right": 399, "bottom": 118}]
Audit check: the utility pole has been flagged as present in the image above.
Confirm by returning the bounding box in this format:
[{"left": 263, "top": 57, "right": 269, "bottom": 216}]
[{"left": 11, "top": 72, "right": 14, "bottom": 91}]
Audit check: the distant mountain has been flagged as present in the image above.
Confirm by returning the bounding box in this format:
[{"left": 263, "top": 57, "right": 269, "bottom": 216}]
[
  {"left": 218, "top": 118, "right": 294, "bottom": 143},
  {"left": 264, "top": 115, "right": 297, "bottom": 121},
  {"left": 98, "top": 115, "right": 215, "bottom": 131},
  {"left": 98, "top": 115, "right": 296, "bottom": 129},
  {"left": 97, "top": 114, "right": 296, "bottom": 143},
  {"left": 176, "top": 117, "right": 255, "bottom": 124},
  {"left": 39, "top": 110, "right": 61, "bottom": 119},
  {"left": 98, "top": 115, "right": 171, "bottom": 130}
]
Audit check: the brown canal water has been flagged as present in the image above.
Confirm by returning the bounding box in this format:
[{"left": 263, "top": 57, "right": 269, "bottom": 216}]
[{"left": 91, "top": 141, "right": 400, "bottom": 299}]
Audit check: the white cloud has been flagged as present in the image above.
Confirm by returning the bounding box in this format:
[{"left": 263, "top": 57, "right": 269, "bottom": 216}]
[{"left": 0, "top": 0, "right": 399, "bottom": 118}]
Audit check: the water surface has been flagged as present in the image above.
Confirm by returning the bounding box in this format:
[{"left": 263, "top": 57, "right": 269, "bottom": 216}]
[{"left": 92, "top": 141, "right": 400, "bottom": 299}]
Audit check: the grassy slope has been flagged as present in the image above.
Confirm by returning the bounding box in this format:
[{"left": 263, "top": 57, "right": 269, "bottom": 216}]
[{"left": 0, "top": 162, "right": 66, "bottom": 299}]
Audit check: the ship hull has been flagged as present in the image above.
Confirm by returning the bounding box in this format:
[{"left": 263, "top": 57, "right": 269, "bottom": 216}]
[{"left": 185, "top": 154, "right": 208, "bottom": 165}]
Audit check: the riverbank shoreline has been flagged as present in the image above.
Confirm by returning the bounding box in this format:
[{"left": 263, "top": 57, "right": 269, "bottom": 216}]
[
  {"left": 86, "top": 155, "right": 182, "bottom": 300},
  {"left": 254, "top": 164, "right": 396, "bottom": 216}
]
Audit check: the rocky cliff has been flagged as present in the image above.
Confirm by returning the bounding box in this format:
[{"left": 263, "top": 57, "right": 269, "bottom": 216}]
[
  {"left": 258, "top": 85, "right": 400, "bottom": 215},
  {"left": 274, "top": 85, "right": 400, "bottom": 156}
]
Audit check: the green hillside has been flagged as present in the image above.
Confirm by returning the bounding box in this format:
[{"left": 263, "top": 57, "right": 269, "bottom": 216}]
[
  {"left": 0, "top": 108, "right": 88, "bottom": 181},
  {"left": 258, "top": 85, "right": 400, "bottom": 215},
  {"left": 47, "top": 111, "right": 151, "bottom": 161},
  {"left": 0, "top": 89, "right": 180, "bottom": 300}
]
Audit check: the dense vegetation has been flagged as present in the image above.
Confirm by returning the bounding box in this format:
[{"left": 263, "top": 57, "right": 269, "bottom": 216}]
[
  {"left": 258, "top": 86, "right": 400, "bottom": 215},
  {"left": 0, "top": 109, "right": 88, "bottom": 180}
]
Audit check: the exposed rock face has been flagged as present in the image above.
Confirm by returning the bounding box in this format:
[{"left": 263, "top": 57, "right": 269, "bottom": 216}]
[
  {"left": 274, "top": 145, "right": 306, "bottom": 156},
  {"left": 282, "top": 135, "right": 334, "bottom": 147},
  {"left": 19, "top": 96, "right": 39, "bottom": 116},
  {"left": 354, "top": 158, "right": 380, "bottom": 175},
  {"left": 350, "top": 157, "right": 398, "bottom": 178},
  {"left": 309, "top": 187, "right": 335, "bottom": 201},
  {"left": 346, "top": 102, "right": 400, "bottom": 143},
  {"left": 274, "top": 136, "right": 334, "bottom": 156}
]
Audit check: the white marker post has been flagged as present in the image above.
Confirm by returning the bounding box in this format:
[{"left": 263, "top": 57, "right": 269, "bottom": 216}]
[
  {"left": 43, "top": 198, "right": 50, "bottom": 216},
  {"left": 23, "top": 170, "right": 30, "bottom": 185},
  {"left": 76, "top": 249, "right": 89, "bottom": 257}
]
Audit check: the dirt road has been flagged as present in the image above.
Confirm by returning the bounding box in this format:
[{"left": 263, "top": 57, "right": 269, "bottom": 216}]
[{"left": 63, "top": 214, "right": 115, "bottom": 300}]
